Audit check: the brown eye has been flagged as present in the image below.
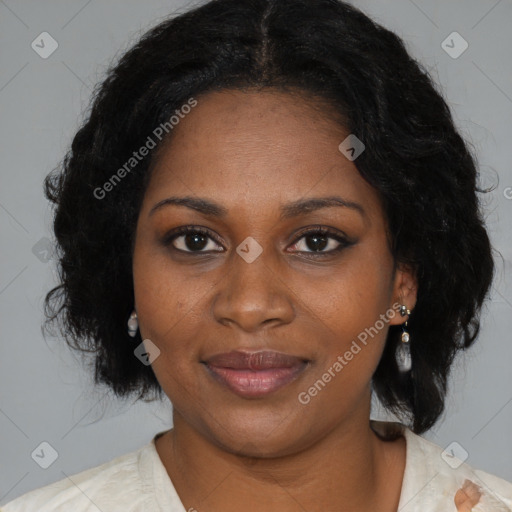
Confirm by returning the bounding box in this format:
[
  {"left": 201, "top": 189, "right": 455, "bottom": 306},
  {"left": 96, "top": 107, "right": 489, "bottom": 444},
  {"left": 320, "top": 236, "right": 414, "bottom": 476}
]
[
  {"left": 164, "top": 226, "right": 224, "bottom": 253},
  {"left": 288, "top": 227, "right": 354, "bottom": 258}
]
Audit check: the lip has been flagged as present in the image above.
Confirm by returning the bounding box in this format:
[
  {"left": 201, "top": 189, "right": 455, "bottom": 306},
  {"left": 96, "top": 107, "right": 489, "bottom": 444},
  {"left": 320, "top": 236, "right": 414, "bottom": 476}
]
[{"left": 202, "top": 350, "right": 309, "bottom": 398}]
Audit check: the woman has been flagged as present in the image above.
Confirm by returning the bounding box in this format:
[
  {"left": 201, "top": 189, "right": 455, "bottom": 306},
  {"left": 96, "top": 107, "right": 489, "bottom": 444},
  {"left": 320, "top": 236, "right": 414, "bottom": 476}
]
[{"left": 2, "top": 0, "right": 511, "bottom": 510}]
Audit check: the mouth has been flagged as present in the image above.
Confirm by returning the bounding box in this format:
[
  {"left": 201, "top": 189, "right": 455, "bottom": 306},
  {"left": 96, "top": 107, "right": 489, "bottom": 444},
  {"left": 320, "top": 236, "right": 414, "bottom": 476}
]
[{"left": 202, "top": 350, "right": 310, "bottom": 399}]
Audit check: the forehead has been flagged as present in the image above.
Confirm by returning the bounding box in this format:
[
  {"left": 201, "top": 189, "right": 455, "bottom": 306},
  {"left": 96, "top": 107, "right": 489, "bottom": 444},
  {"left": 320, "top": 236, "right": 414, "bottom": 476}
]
[{"left": 142, "top": 89, "right": 382, "bottom": 222}]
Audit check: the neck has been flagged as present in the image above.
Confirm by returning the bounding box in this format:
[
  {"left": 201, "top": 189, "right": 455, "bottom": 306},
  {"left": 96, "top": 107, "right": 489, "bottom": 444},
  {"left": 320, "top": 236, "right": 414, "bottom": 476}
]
[{"left": 156, "top": 403, "right": 405, "bottom": 512}]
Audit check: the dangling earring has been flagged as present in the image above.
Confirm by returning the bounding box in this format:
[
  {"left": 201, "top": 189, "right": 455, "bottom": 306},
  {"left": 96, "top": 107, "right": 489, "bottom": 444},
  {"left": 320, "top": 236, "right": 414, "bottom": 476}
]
[
  {"left": 127, "top": 310, "right": 138, "bottom": 337},
  {"left": 396, "top": 304, "right": 412, "bottom": 372}
]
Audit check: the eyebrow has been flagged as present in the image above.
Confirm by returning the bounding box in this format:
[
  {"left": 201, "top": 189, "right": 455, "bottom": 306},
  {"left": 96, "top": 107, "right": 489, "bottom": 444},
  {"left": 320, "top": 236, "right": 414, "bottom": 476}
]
[{"left": 149, "top": 195, "right": 367, "bottom": 220}]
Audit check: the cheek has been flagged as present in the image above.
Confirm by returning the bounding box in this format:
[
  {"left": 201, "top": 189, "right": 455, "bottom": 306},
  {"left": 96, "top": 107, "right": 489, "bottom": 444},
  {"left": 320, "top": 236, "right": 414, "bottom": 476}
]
[
  {"left": 133, "top": 253, "right": 204, "bottom": 401},
  {"left": 132, "top": 248, "right": 204, "bottom": 394},
  {"left": 299, "top": 251, "right": 394, "bottom": 390},
  {"left": 305, "top": 252, "right": 393, "bottom": 341},
  {"left": 133, "top": 240, "right": 201, "bottom": 334}
]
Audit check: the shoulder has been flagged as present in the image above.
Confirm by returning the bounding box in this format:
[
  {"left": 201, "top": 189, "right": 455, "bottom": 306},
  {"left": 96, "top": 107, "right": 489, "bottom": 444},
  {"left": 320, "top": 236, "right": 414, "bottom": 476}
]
[
  {"left": 0, "top": 443, "right": 151, "bottom": 512},
  {"left": 403, "top": 425, "right": 512, "bottom": 511},
  {"left": 371, "top": 420, "right": 512, "bottom": 511}
]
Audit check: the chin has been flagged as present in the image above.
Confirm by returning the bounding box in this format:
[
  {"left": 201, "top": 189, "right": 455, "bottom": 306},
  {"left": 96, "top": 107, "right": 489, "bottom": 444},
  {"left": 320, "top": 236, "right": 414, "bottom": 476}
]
[{"left": 199, "top": 407, "right": 312, "bottom": 459}]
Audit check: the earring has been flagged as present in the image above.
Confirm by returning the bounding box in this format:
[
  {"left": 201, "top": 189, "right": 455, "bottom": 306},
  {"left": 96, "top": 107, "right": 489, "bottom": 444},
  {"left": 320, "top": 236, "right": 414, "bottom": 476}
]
[
  {"left": 127, "top": 310, "right": 138, "bottom": 337},
  {"left": 396, "top": 304, "right": 412, "bottom": 372}
]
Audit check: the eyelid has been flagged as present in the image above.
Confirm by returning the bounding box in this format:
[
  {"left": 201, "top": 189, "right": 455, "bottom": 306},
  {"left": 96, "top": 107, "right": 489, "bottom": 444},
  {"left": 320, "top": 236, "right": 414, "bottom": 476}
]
[
  {"left": 286, "top": 225, "right": 353, "bottom": 257},
  {"left": 163, "top": 224, "right": 354, "bottom": 255},
  {"left": 162, "top": 225, "right": 225, "bottom": 251},
  {"left": 290, "top": 224, "right": 351, "bottom": 243}
]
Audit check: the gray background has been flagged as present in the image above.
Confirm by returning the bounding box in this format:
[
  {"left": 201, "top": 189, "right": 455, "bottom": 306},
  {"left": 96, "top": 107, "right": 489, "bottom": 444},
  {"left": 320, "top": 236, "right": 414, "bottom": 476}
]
[{"left": 1, "top": 0, "right": 511, "bottom": 505}]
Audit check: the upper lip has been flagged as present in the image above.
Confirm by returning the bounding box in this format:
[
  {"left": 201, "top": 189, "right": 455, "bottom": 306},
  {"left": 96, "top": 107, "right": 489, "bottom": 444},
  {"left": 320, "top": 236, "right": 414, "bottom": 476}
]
[{"left": 204, "top": 350, "right": 308, "bottom": 370}]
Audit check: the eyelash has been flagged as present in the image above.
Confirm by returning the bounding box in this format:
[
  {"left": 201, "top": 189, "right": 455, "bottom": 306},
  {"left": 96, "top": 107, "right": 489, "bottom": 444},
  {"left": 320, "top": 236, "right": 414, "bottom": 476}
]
[{"left": 162, "top": 225, "right": 354, "bottom": 259}]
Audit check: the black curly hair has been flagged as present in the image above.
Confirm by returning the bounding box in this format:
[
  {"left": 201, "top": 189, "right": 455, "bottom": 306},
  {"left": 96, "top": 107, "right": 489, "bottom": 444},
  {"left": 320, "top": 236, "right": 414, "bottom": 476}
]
[{"left": 43, "top": 0, "right": 495, "bottom": 435}]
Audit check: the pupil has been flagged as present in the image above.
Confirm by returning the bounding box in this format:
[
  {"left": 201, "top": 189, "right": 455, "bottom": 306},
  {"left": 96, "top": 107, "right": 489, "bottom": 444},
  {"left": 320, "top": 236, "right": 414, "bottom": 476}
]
[
  {"left": 182, "top": 233, "right": 329, "bottom": 252},
  {"left": 185, "top": 233, "right": 207, "bottom": 251},
  {"left": 307, "top": 234, "right": 328, "bottom": 252}
]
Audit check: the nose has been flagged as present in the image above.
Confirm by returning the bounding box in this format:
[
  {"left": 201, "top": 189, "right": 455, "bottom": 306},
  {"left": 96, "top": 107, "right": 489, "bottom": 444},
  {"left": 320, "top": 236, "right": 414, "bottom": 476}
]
[{"left": 212, "top": 247, "right": 295, "bottom": 332}]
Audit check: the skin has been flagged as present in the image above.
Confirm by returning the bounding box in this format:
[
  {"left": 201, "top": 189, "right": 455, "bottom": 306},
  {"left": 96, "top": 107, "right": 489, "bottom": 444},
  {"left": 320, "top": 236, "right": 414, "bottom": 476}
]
[
  {"left": 454, "top": 480, "right": 482, "bottom": 511},
  {"left": 132, "top": 88, "right": 418, "bottom": 512}
]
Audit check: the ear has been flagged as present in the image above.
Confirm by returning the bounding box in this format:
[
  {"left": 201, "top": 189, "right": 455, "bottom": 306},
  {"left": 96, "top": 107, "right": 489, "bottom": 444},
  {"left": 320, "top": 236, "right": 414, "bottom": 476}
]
[{"left": 388, "top": 263, "right": 418, "bottom": 326}]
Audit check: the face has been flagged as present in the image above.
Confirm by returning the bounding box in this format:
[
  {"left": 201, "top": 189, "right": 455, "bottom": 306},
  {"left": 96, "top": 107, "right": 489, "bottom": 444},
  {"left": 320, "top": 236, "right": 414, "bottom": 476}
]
[{"left": 132, "top": 88, "right": 417, "bottom": 457}]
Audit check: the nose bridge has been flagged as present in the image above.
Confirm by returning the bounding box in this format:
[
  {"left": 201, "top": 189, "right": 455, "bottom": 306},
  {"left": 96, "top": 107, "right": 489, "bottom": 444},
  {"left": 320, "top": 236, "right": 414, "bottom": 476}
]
[{"left": 212, "top": 242, "right": 294, "bottom": 331}]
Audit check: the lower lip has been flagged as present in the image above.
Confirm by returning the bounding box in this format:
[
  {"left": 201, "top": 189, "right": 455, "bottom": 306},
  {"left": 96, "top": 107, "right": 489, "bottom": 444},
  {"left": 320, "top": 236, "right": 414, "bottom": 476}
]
[{"left": 204, "top": 363, "right": 307, "bottom": 398}]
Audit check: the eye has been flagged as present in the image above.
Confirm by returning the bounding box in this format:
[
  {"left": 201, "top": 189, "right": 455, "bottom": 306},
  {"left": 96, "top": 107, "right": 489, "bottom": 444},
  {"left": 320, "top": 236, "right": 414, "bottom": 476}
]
[
  {"left": 164, "top": 226, "right": 224, "bottom": 253},
  {"left": 163, "top": 225, "right": 354, "bottom": 257},
  {"left": 288, "top": 226, "right": 353, "bottom": 258}
]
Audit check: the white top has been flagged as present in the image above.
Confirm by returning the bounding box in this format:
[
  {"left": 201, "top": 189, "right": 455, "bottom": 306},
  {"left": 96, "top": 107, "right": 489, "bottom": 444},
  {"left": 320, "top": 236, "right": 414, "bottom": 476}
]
[{"left": 2, "top": 420, "right": 511, "bottom": 511}]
